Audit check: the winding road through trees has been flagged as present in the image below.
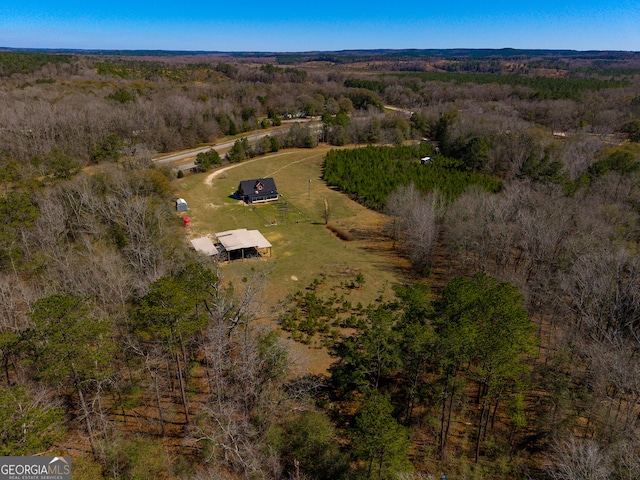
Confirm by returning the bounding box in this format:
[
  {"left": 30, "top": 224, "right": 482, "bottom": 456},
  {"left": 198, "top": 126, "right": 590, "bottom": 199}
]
[{"left": 153, "top": 119, "right": 322, "bottom": 171}]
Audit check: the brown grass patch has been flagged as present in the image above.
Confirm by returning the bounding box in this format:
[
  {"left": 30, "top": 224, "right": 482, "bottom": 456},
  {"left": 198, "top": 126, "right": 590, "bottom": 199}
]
[{"left": 325, "top": 223, "right": 354, "bottom": 241}]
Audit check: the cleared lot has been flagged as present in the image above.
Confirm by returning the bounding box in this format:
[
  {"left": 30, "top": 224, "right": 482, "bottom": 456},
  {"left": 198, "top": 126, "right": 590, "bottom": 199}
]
[{"left": 175, "top": 147, "right": 409, "bottom": 372}]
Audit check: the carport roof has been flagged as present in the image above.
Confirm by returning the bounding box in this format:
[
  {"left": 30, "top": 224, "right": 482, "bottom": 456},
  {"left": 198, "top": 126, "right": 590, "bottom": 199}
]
[
  {"left": 190, "top": 237, "right": 219, "bottom": 256},
  {"left": 215, "top": 228, "right": 272, "bottom": 251}
]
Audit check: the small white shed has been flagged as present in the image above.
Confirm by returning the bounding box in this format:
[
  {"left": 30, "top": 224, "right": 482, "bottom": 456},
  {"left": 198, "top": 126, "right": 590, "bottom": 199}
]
[{"left": 176, "top": 198, "right": 188, "bottom": 212}]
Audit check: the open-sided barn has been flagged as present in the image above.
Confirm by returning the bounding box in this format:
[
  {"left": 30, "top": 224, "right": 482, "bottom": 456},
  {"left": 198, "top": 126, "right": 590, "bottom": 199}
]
[{"left": 215, "top": 228, "right": 272, "bottom": 261}]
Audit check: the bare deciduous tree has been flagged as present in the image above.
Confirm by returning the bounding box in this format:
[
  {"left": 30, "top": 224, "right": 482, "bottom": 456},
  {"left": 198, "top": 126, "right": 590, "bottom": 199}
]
[
  {"left": 548, "top": 437, "right": 611, "bottom": 480},
  {"left": 0, "top": 274, "right": 34, "bottom": 385},
  {"left": 386, "top": 183, "right": 443, "bottom": 272}
]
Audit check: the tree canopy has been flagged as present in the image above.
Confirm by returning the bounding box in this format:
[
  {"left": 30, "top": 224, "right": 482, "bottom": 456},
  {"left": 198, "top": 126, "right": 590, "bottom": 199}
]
[{"left": 323, "top": 144, "right": 502, "bottom": 209}]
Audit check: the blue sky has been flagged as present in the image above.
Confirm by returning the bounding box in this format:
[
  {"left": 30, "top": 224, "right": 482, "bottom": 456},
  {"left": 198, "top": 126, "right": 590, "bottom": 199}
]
[{"left": 1, "top": 1, "right": 639, "bottom": 52}]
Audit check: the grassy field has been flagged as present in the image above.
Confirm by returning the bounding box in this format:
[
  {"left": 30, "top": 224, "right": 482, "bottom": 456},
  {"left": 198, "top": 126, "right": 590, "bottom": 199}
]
[{"left": 175, "top": 146, "right": 409, "bottom": 373}]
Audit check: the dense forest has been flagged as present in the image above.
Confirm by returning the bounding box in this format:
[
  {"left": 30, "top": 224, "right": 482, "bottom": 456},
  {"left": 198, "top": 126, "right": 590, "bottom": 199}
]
[
  {"left": 1, "top": 48, "right": 640, "bottom": 479},
  {"left": 323, "top": 144, "right": 503, "bottom": 209}
]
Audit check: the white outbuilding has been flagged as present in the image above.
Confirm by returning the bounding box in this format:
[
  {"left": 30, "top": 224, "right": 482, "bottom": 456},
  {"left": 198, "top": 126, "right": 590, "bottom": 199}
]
[{"left": 176, "top": 198, "right": 188, "bottom": 212}]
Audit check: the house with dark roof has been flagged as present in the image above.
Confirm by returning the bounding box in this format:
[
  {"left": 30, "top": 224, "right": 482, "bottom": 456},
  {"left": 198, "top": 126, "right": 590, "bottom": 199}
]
[{"left": 237, "top": 178, "right": 278, "bottom": 204}]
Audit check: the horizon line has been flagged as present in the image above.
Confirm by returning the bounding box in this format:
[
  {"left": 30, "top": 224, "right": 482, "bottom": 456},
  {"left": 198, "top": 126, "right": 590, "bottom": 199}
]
[{"left": 2, "top": 46, "right": 639, "bottom": 56}]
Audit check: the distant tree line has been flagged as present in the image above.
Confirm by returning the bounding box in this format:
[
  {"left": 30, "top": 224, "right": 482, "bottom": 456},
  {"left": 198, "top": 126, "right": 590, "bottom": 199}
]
[
  {"left": 389, "top": 71, "right": 631, "bottom": 100},
  {"left": 0, "top": 51, "right": 73, "bottom": 76}
]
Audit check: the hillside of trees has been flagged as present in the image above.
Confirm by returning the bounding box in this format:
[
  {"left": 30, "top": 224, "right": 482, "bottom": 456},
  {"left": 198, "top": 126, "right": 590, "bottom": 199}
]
[{"left": 0, "top": 49, "right": 639, "bottom": 479}]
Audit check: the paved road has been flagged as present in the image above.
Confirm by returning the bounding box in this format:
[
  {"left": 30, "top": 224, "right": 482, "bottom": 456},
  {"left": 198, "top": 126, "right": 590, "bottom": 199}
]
[
  {"left": 153, "top": 120, "right": 322, "bottom": 171},
  {"left": 152, "top": 105, "right": 414, "bottom": 170}
]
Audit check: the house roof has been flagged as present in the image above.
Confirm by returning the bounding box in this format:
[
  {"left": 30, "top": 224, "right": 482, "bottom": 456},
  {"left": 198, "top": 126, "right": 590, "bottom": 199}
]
[
  {"left": 176, "top": 198, "right": 187, "bottom": 205},
  {"left": 215, "top": 228, "right": 272, "bottom": 251},
  {"left": 190, "top": 237, "right": 218, "bottom": 256},
  {"left": 238, "top": 178, "right": 278, "bottom": 196}
]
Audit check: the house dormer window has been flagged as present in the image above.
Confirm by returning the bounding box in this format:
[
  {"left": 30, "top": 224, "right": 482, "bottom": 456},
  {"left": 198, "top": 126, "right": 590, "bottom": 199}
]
[{"left": 255, "top": 182, "right": 264, "bottom": 191}]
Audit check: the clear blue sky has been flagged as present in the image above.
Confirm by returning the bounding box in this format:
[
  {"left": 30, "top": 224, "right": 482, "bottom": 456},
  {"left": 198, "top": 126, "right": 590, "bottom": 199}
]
[{"left": 1, "top": 1, "right": 639, "bottom": 52}]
